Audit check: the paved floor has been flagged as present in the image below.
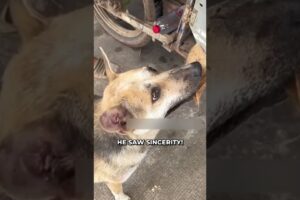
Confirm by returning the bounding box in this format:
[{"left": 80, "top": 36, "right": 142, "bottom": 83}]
[{"left": 94, "top": 20, "right": 206, "bottom": 200}]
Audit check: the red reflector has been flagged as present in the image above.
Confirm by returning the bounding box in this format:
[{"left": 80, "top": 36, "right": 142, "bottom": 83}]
[{"left": 152, "top": 25, "right": 160, "bottom": 33}]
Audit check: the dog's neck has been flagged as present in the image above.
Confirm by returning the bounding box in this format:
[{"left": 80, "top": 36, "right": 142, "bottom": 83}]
[{"left": 126, "top": 130, "right": 160, "bottom": 140}]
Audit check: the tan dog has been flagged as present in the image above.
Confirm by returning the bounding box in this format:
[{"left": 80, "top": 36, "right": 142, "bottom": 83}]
[
  {"left": 0, "top": 5, "right": 93, "bottom": 200},
  {"left": 94, "top": 48, "right": 202, "bottom": 200}
]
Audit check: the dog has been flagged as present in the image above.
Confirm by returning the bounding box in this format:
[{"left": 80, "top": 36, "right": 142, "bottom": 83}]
[
  {"left": 94, "top": 47, "right": 203, "bottom": 200},
  {"left": 0, "top": 4, "right": 93, "bottom": 200}
]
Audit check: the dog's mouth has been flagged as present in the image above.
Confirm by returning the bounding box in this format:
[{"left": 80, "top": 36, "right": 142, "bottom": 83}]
[{"left": 165, "top": 94, "right": 195, "bottom": 117}]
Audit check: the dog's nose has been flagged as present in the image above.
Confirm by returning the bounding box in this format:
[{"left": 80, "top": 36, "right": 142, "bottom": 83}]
[
  {"left": 169, "top": 62, "right": 202, "bottom": 84},
  {"left": 182, "top": 62, "right": 202, "bottom": 82},
  {"left": 189, "top": 62, "right": 202, "bottom": 78}
]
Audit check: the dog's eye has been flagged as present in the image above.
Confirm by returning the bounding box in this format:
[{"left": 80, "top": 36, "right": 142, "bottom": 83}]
[
  {"left": 151, "top": 87, "right": 161, "bottom": 103},
  {"left": 146, "top": 66, "right": 158, "bottom": 73}
]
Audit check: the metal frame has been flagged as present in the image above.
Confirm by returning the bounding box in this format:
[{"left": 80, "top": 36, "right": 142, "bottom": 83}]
[{"left": 94, "top": 0, "right": 196, "bottom": 58}]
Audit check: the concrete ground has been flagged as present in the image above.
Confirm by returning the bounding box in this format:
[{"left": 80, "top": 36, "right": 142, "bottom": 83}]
[
  {"left": 208, "top": 97, "right": 300, "bottom": 200},
  {"left": 94, "top": 20, "right": 206, "bottom": 200}
]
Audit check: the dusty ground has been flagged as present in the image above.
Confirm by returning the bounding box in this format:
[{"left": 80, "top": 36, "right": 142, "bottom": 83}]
[{"left": 94, "top": 20, "right": 206, "bottom": 200}]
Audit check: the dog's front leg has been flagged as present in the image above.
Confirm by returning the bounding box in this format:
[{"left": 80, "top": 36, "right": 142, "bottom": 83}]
[{"left": 106, "top": 182, "right": 131, "bottom": 200}]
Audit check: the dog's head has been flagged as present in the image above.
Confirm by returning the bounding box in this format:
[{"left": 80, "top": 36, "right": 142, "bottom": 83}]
[{"left": 97, "top": 48, "right": 202, "bottom": 136}]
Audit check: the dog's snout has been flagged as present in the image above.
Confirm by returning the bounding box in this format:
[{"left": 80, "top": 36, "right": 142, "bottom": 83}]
[
  {"left": 190, "top": 62, "right": 202, "bottom": 78},
  {"left": 184, "top": 62, "right": 202, "bottom": 81}
]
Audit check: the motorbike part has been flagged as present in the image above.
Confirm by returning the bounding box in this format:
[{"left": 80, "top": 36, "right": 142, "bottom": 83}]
[
  {"left": 153, "top": 5, "right": 184, "bottom": 34},
  {"left": 189, "top": 0, "right": 206, "bottom": 51},
  {"left": 162, "top": 0, "right": 195, "bottom": 58},
  {"left": 95, "top": 0, "right": 160, "bottom": 48}
]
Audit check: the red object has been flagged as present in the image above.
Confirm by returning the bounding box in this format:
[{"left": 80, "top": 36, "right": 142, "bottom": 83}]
[{"left": 152, "top": 25, "right": 160, "bottom": 33}]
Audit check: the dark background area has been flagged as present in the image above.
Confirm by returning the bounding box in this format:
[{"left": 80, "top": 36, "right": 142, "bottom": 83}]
[{"left": 207, "top": 0, "right": 300, "bottom": 199}]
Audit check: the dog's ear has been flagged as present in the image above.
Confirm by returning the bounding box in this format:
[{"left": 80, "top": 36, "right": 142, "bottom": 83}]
[
  {"left": 99, "top": 47, "right": 118, "bottom": 82},
  {"left": 99, "top": 106, "right": 133, "bottom": 133}
]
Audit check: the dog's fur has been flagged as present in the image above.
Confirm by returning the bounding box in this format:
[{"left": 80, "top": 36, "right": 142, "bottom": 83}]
[
  {"left": 94, "top": 47, "right": 202, "bottom": 200},
  {"left": 0, "top": 2, "right": 93, "bottom": 200}
]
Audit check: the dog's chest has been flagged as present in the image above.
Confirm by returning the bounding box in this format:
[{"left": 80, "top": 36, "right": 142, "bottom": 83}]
[
  {"left": 114, "top": 150, "right": 146, "bottom": 182},
  {"left": 114, "top": 146, "right": 147, "bottom": 165},
  {"left": 94, "top": 131, "right": 148, "bottom": 182},
  {"left": 112, "top": 146, "right": 147, "bottom": 182}
]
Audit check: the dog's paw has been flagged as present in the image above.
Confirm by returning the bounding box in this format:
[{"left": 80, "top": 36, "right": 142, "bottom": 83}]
[{"left": 114, "top": 193, "right": 131, "bottom": 200}]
